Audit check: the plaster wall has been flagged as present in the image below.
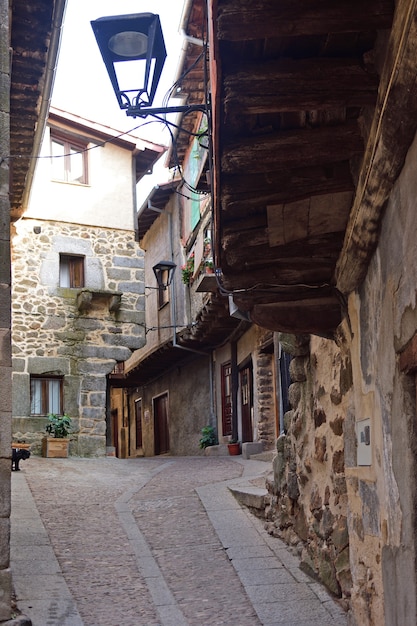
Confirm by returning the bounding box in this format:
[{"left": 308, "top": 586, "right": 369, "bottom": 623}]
[
  {"left": 24, "top": 125, "right": 136, "bottom": 230},
  {"left": 11, "top": 219, "right": 145, "bottom": 456},
  {"left": 132, "top": 355, "right": 211, "bottom": 456},
  {"left": 138, "top": 194, "right": 193, "bottom": 353}
]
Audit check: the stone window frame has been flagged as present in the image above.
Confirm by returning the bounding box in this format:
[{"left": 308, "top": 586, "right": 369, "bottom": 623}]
[
  {"left": 30, "top": 375, "right": 64, "bottom": 416},
  {"left": 59, "top": 254, "right": 85, "bottom": 288}
]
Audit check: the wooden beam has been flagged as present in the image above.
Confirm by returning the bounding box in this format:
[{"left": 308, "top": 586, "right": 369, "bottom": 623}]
[
  {"left": 247, "top": 298, "right": 342, "bottom": 338},
  {"left": 221, "top": 122, "right": 364, "bottom": 174},
  {"left": 218, "top": 262, "right": 335, "bottom": 288},
  {"left": 221, "top": 231, "right": 345, "bottom": 268},
  {"left": 224, "top": 58, "right": 378, "bottom": 114},
  {"left": 217, "top": 0, "right": 394, "bottom": 41},
  {"left": 220, "top": 162, "right": 354, "bottom": 218}
]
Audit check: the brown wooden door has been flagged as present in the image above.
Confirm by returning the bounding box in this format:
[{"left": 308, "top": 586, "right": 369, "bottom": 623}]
[
  {"left": 240, "top": 365, "right": 253, "bottom": 443},
  {"left": 154, "top": 394, "right": 169, "bottom": 455},
  {"left": 221, "top": 362, "right": 232, "bottom": 436},
  {"left": 111, "top": 409, "right": 119, "bottom": 457},
  {"left": 135, "top": 398, "right": 143, "bottom": 449}
]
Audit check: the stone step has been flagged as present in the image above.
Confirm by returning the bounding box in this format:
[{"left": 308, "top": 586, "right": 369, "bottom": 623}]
[{"left": 228, "top": 484, "right": 268, "bottom": 511}]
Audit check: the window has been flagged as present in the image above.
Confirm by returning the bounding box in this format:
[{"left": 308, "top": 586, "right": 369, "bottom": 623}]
[
  {"left": 30, "top": 376, "right": 63, "bottom": 416},
  {"left": 60, "top": 254, "right": 84, "bottom": 288},
  {"left": 51, "top": 132, "right": 88, "bottom": 184}
]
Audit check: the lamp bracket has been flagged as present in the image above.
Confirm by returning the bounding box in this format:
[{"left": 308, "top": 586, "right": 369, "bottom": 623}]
[{"left": 126, "top": 103, "right": 209, "bottom": 118}]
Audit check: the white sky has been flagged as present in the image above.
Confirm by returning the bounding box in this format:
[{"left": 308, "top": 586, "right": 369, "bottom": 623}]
[{"left": 52, "top": 0, "right": 186, "bottom": 203}]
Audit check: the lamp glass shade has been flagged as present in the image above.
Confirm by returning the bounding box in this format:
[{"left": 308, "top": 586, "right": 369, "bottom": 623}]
[{"left": 108, "top": 31, "right": 148, "bottom": 58}]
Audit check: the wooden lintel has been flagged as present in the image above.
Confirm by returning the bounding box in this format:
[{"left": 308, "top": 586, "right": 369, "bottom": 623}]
[
  {"left": 221, "top": 122, "right": 364, "bottom": 174},
  {"left": 217, "top": 0, "right": 394, "bottom": 41},
  {"left": 224, "top": 58, "right": 378, "bottom": 114}
]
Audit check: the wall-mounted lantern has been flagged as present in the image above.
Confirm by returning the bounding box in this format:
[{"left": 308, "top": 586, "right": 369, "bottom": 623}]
[
  {"left": 152, "top": 260, "right": 176, "bottom": 290},
  {"left": 91, "top": 13, "right": 167, "bottom": 113},
  {"left": 91, "top": 12, "right": 208, "bottom": 118}
]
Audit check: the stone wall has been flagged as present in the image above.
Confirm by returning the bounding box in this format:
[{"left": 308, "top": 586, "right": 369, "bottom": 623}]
[
  {"left": 256, "top": 345, "right": 275, "bottom": 448},
  {"left": 265, "top": 333, "right": 352, "bottom": 605},
  {"left": 0, "top": 0, "right": 12, "bottom": 616},
  {"left": 11, "top": 218, "right": 145, "bottom": 456}
]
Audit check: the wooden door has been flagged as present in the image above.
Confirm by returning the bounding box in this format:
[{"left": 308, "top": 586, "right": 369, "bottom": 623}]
[
  {"left": 240, "top": 365, "right": 253, "bottom": 443},
  {"left": 221, "top": 362, "right": 232, "bottom": 437},
  {"left": 135, "top": 398, "right": 143, "bottom": 449},
  {"left": 154, "top": 394, "right": 169, "bottom": 455},
  {"left": 111, "top": 409, "right": 119, "bottom": 457}
]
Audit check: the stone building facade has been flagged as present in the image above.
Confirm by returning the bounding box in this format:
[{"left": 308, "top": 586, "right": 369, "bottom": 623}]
[
  {"left": 11, "top": 109, "right": 164, "bottom": 456},
  {"left": 265, "top": 333, "right": 351, "bottom": 603},
  {"left": 264, "top": 123, "right": 417, "bottom": 626},
  {"left": 12, "top": 220, "right": 145, "bottom": 456}
]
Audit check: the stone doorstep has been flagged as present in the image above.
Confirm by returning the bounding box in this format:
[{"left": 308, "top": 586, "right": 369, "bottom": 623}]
[{"left": 228, "top": 484, "right": 268, "bottom": 511}]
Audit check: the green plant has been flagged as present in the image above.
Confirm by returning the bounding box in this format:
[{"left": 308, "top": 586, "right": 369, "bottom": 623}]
[
  {"left": 199, "top": 425, "right": 218, "bottom": 449},
  {"left": 181, "top": 253, "right": 195, "bottom": 285},
  {"left": 46, "top": 413, "right": 72, "bottom": 438},
  {"left": 205, "top": 259, "right": 214, "bottom": 270}
]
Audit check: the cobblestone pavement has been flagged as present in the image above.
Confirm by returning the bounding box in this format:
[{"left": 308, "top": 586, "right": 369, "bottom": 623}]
[{"left": 11, "top": 456, "right": 348, "bottom": 626}]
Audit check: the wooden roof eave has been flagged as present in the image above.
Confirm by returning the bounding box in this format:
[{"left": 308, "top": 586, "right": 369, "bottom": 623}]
[{"left": 209, "top": 0, "right": 403, "bottom": 336}]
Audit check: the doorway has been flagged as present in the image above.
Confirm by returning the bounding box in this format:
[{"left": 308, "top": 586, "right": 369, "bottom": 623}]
[
  {"left": 154, "top": 393, "right": 169, "bottom": 455},
  {"left": 221, "top": 362, "right": 232, "bottom": 437},
  {"left": 240, "top": 364, "right": 253, "bottom": 443},
  {"left": 135, "top": 398, "right": 143, "bottom": 450}
]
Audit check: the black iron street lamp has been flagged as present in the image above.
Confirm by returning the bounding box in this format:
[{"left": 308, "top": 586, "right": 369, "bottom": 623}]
[
  {"left": 91, "top": 12, "right": 207, "bottom": 118},
  {"left": 152, "top": 260, "right": 176, "bottom": 290}
]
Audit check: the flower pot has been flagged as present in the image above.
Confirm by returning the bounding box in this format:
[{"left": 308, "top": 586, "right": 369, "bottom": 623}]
[
  {"left": 42, "top": 437, "right": 70, "bottom": 458},
  {"left": 228, "top": 442, "right": 240, "bottom": 456}
]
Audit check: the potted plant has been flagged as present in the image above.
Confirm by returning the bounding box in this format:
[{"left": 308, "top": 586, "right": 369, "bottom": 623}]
[
  {"left": 42, "top": 413, "right": 72, "bottom": 458},
  {"left": 227, "top": 438, "right": 241, "bottom": 455},
  {"left": 204, "top": 259, "right": 214, "bottom": 274},
  {"left": 181, "top": 252, "right": 195, "bottom": 285},
  {"left": 199, "top": 425, "right": 218, "bottom": 449}
]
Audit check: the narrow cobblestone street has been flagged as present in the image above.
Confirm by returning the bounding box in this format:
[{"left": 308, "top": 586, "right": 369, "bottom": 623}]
[{"left": 11, "top": 456, "right": 348, "bottom": 626}]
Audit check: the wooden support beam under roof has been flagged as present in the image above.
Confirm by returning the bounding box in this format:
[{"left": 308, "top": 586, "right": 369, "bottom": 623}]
[
  {"left": 224, "top": 57, "right": 379, "bottom": 114},
  {"left": 221, "top": 122, "right": 364, "bottom": 174},
  {"left": 217, "top": 0, "right": 394, "bottom": 41}
]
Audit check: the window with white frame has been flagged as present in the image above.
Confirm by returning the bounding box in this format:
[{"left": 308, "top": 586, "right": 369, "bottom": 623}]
[{"left": 50, "top": 132, "right": 88, "bottom": 184}]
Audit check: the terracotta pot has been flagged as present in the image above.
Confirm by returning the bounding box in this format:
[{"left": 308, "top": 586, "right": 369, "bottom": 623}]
[{"left": 228, "top": 442, "right": 240, "bottom": 456}]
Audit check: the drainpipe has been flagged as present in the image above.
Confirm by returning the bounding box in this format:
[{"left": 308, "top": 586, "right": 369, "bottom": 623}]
[{"left": 21, "top": 0, "right": 68, "bottom": 211}]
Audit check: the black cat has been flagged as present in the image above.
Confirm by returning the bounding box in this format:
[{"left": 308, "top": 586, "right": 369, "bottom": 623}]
[{"left": 12, "top": 448, "right": 30, "bottom": 471}]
